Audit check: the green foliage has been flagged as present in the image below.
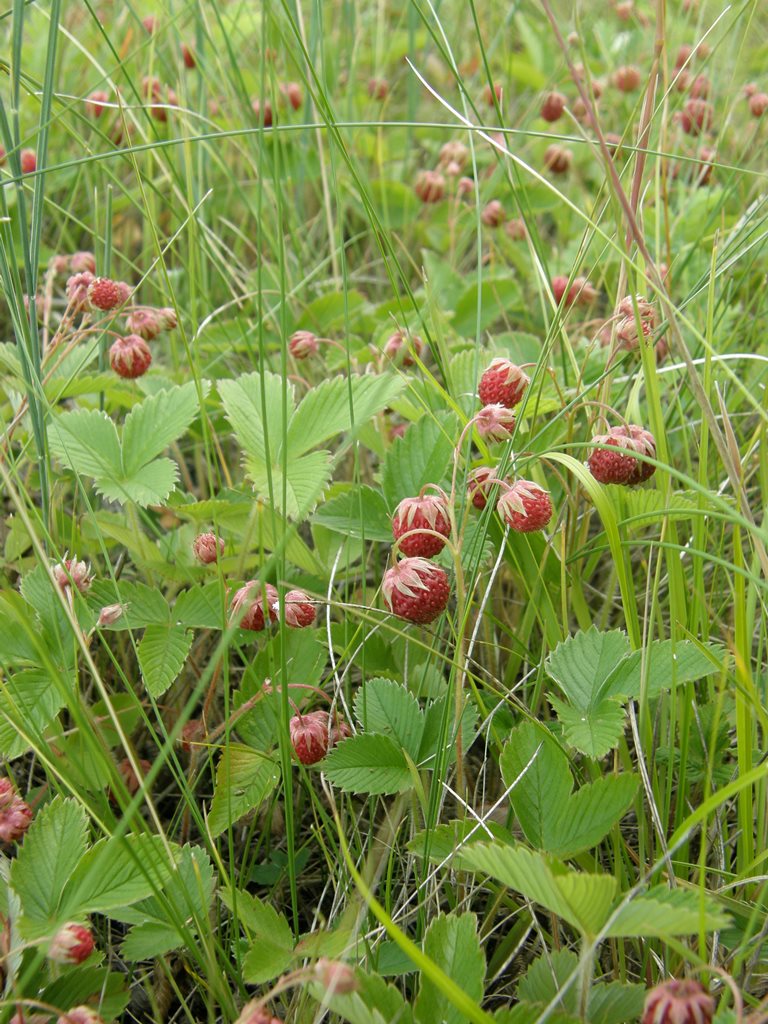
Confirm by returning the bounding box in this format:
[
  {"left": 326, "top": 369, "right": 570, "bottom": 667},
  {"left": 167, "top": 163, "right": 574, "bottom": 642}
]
[
  {"left": 501, "top": 722, "right": 638, "bottom": 857},
  {"left": 48, "top": 381, "right": 207, "bottom": 506},
  {"left": 208, "top": 746, "right": 281, "bottom": 836},
  {"left": 219, "top": 370, "right": 403, "bottom": 518},
  {"left": 382, "top": 412, "right": 457, "bottom": 508},
  {"left": 454, "top": 843, "right": 730, "bottom": 940},
  {"left": 545, "top": 628, "right": 722, "bottom": 757},
  {"left": 137, "top": 623, "right": 194, "bottom": 698},
  {"left": 414, "top": 913, "right": 486, "bottom": 1024}
]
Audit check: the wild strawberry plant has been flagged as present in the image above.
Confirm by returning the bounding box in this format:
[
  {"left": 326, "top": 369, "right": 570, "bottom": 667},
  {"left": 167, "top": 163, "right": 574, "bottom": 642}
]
[{"left": 0, "top": 1, "right": 766, "bottom": 1023}]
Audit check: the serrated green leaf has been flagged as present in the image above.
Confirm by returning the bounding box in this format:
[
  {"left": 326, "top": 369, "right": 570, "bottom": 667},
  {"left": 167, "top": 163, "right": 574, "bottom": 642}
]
[
  {"left": 59, "top": 834, "right": 172, "bottom": 922},
  {"left": 0, "top": 670, "right": 67, "bottom": 759},
  {"left": 322, "top": 734, "right": 413, "bottom": 794},
  {"left": 287, "top": 373, "right": 404, "bottom": 457},
  {"left": 219, "top": 372, "right": 293, "bottom": 466},
  {"left": 224, "top": 890, "right": 296, "bottom": 984},
  {"left": 208, "top": 746, "right": 280, "bottom": 837},
  {"left": 382, "top": 413, "right": 457, "bottom": 508},
  {"left": 314, "top": 486, "right": 392, "bottom": 541},
  {"left": 138, "top": 624, "right": 193, "bottom": 698},
  {"left": 47, "top": 408, "right": 122, "bottom": 481},
  {"left": 40, "top": 966, "right": 130, "bottom": 1023},
  {"left": 98, "top": 456, "right": 179, "bottom": 506},
  {"left": 408, "top": 819, "right": 514, "bottom": 864},
  {"left": 418, "top": 696, "right": 478, "bottom": 769},
  {"left": 549, "top": 774, "right": 638, "bottom": 858},
  {"left": 501, "top": 723, "right": 572, "bottom": 851},
  {"left": 415, "top": 913, "right": 486, "bottom": 1024},
  {"left": 173, "top": 584, "right": 225, "bottom": 628},
  {"left": 120, "top": 845, "right": 216, "bottom": 956},
  {"left": 248, "top": 449, "right": 332, "bottom": 519},
  {"left": 599, "top": 639, "right": 722, "bottom": 702},
  {"left": 588, "top": 981, "right": 646, "bottom": 1024},
  {"left": 546, "top": 628, "right": 631, "bottom": 711},
  {"left": 308, "top": 969, "right": 413, "bottom": 1024},
  {"left": 456, "top": 844, "right": 618, "bottom": 938},
  {"left": 501, "top": 723, "right": 638, "bottom": 857},
  {"left": 88, "top": 581, "right": 170, "bottom": 628},
  {"left": 548, "top": 694, "right": 627, "bottom": 760},
  {"left": 122, "top": 380, "right": 206, "bottom": 475},
  {"left": 354, "top": 678, "right": 425, "bottom": 759},
  {"left": 11, "top": 797, "right": 87, "bottom": 935},
  {"left": 517, "top": 949, "right": 579, "bottom": 1013},
  {"left": 121, "top": 921, "right": 184, "bottom": 960},
  {"left": 452, "top": 275, "right": 522, "bottom": 337},
  {"left": 605, "top": 887, "right": 730, "bottom": 938}
]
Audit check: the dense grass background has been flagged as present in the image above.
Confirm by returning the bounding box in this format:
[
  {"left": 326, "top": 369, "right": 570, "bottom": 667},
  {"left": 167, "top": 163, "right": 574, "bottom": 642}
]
[{"left": 1, "top": 0, "right": 768, "bottom": 1022}]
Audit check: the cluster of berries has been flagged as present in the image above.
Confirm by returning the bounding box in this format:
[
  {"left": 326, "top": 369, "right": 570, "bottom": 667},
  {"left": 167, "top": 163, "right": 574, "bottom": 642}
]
[
  {"left": 381, "top": 358, "right": 556, "bottom": 626},
  {"left": 251, "top": 81, "right": 303, "bottom": 127},
  {"left": 46, "top": 251, "right": 178, "bottom": 380}
]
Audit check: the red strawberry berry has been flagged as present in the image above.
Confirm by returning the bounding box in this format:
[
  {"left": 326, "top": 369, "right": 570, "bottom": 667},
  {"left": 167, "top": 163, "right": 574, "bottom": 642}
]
[
  {"left": 641, "top": 979, "right": 715, "bottom": 1024},
  {"left": 193, "top": 532, "right": 224, "bottom": 564},
  {"left": 109, "top": 334, "right": 152, "bottom": 379},
  {"left": 680, "top": 97, "right": 713, "bottom": 135},
  {"left": 497, "top": 480, "right": 553, "bottom": 532},
  {"left": 478, "top": 358, "right": 530, "bottom": 409},
  {"left": 290, "top": 710, "right": 349, "bottom": 765},
  {"left": 467, "top": 466, "right": 498, "bottom": 510},
  {"left": 541, "top": 91, "right": 566, "bottom": 122},
  {"left": 125, "top": 307, "right": 163, "bottom": 340},
  {"left": 87, "top": 277, "right": 125, "bottom": 312},
  {"left": 281, "top": 589, "right": 316, "bottom": 628},
  {"left": 314, "top": 958, "right": 358, "bottom": 995},
  {"left": 392, "top": 491, "right": 451, "bottom": 557},
  {"left": 234, "top": 1003, "right": 283, "bottom": 1024},
  {"left": 48, "top": 923, "right": 95, "bottom": 966},
  {"left": 368, "top": 77, "right": 389, "bottom": 100},
  {"left": 474, "top": 403, "right": 516, "bottom": 441},
  {"left": 587, "top": 424, "right": 656, "bottom": 485},
  {"left": 438, "top": 140, "right": 468, "bottom": 171},
  {"left": 230, "top": 581, "right": 278, "bottom": 631},
  {"left": 181, "top": 43, "right": 196, "bottom": 69},
  {"left": 483, "top": 82, "right": 503, "bottom": 106},
  {"left": 382, "top": 558, "right": 450, "bottom": 624},
  {"left": 20, "top": 149, "right": 36, "bottom": 174},
  {"left": 749, "top": 92, "right": 768, "bottom": 117}
]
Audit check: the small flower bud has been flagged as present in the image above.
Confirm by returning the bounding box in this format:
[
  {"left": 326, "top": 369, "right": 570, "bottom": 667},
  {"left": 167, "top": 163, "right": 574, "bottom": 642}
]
[
  {"left": 540, "top": 91, "right": 566, "bottom": 122},
  {"left": 314, "top": 958, "right": 358, "bottom": 995},
  {"left": 193, "top": 532, "right": 224, "bottom": 565},
  {"left": 474, "top": 404, "right": 516, "bottom": 441},
  {"left": 97, "top": 604, "right": 124, "bottom": 627},
  {"left": 20, "top": 149, "right": 36, "bottom": 174},
  {"left": 124, "top": 307, "right": 163, "bottom": 340},
  {"left": 414, "top": 169, "right": 445, "bottom": 203},
  {"left": 66, "top": 272, "right": 95, "bottom": 313},
  {"left": 230, "top": 582, "right": 279, "bottom": 631},
  {"left": 383, "top": 330, "right": 424, "bottom": 367},
  {"left": 70, "top": 251, "right": 96, "bottom": 274},
  {"left": 289, "top": 330, "right": 319, "bottom": 359},
  {"left": 53, "top": 558, "right": 93, "bottom": 593},
  {"left": 543, "top": 144, "right": 572, "bottom": 174},
  {"left": 481, "top": 200, "right": 504, "bottom": 227},
  {"left": 280, "top": 81, "right": 302, "bottom": 110},
  {"left": 48, "top": 923, "right": 95, "bottom": 965},
  {"left": 613, "top": 65, "right": 641, "bottom": 92},
  {"left": 85, "top": 91, "right": 110, "bottom": 118}
]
